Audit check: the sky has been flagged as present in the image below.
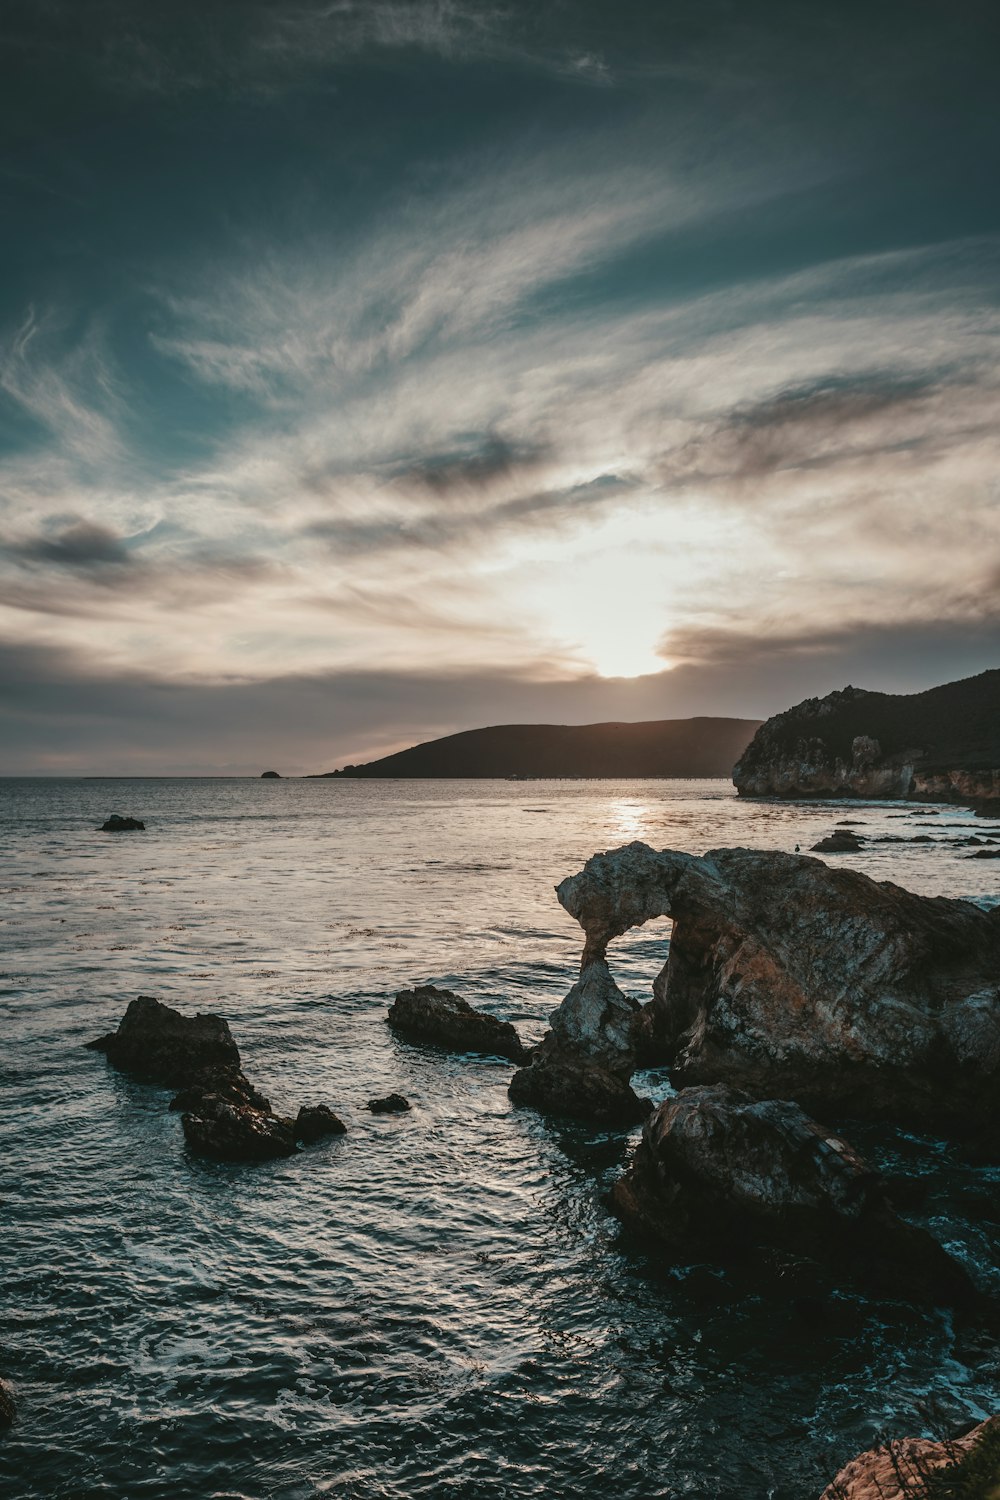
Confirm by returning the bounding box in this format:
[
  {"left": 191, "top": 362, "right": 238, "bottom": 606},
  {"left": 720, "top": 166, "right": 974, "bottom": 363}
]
[{"left": 1, "top": 0, "right": 998, "bottom": 774}]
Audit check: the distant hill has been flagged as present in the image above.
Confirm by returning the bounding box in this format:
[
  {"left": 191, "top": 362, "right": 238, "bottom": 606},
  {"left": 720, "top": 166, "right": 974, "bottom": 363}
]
[
  {"left": 314, "top": 717, "right": 763, "bottom": 779},
  {"left": 734, "top": 669, "right": 1000, "bottom": 807}
]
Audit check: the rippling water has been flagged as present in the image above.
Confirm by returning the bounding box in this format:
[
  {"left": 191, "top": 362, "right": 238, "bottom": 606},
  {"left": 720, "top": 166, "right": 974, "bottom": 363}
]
[{"left": 1, "top": 777, "right": 998, "bottom": 1499}]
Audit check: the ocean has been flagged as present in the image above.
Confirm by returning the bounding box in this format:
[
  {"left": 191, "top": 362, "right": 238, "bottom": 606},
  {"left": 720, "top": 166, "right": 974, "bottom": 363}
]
[{"left": 1, "top": 776, "right": 997, "bottom": 1499}]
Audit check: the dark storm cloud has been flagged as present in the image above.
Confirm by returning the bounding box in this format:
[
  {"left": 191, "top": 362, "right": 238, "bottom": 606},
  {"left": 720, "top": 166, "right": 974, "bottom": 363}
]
[{"left": 9, "top": 519, "right": 132, "bottom": 569}]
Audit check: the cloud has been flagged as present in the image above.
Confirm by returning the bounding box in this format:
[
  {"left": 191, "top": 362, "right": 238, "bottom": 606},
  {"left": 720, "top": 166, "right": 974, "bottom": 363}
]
[{"left": 10, "top": 519, "right": 133, "bottom": 569}]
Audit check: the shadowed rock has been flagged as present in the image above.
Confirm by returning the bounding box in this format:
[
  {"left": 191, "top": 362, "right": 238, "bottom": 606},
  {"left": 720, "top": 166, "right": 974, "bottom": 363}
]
[
  {"left": 508, "top": 960, "right": 649, "bottom": 1125},
  {"left": 819, "top": 1415, "right": 999, "bottom": 1499},
  {"left": 86, "top": 996, "right": 241, "bottom": 1086},
  {"left": 99, "top": 814, "right": 145, "bottom": 832},
  {"left": 388, "top": 985, "right": 527, "bottom": 1062},
  {"left": 0, "top": 1379, "right": 14, "bottom": 1431},
  {"left": 368, "top": 1093, "right": 410, "bottom": 1113},
  {"left": 181, "top": 1096, "right": 296, "bottom": 1161},
  {"left": 811, "top": 829, "right": 865, "bottom": 852},
  {"left": 295, "top": 1104, "right": 347, "bottom": 1142},
  {"left": 556, "top": 842, "right": 1000, "bottom": 1138},
  {"left": 611, "top": 1085, "right": 986, "bottom": 1311}
]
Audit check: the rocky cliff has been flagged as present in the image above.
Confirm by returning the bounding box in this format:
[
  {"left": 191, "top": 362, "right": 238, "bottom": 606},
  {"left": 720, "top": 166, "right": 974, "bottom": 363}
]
[{"left": 733, "top": 669, "right": 1000, "bottom": 807}]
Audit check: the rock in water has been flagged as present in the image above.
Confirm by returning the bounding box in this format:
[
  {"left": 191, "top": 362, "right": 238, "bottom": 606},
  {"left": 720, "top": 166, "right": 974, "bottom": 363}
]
[
  {"left": 0, "top": 1379, "right": 14, "bottom": 1430},
  {"left": 181, "top": 1096, "right": 296, "bottom": 1161},
  {"left": 508, "top": 960, "right": 649, "bottom": 1124},
  {"left": 260, "top": 770, "right": 281, "bottom": 778},
  {"left": 295, "top": 1105, "right": 347, "bottom": 1142},
  {"left": 367, "top": 1093, "right": 411, "bottom": 1113},
  {"left": 811, "top": 829, "right": 865, "bottom": 852},
  {"left": 86, "top": 995, "right": 241, "bottom": 1086},
  {"left": 99, "top": 814, "right": 145, "bottom": 831},
  {"left": 819, "top": 1416, "right": 999, "bottom": 1499},
  {"left": 611, "top": 1085, "right": 983, "bottom": 1310},
  {"left": 388, "top": 985, "right": 527, "bottom": 1062},
  {"left": 556, "top": 842, "right": 1000, "bottom": 1137}
]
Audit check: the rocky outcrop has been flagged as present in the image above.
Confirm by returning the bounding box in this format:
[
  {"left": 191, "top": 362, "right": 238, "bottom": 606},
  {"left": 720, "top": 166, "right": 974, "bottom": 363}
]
[
  {"left": 260, "top": 770, "right": 281, "bottom": 778},
  {"left": 87, "top": 997, "right": 344, "bottom": 1161},
  {"left": 388, "top": 985, "right": 527, "bottom": 1062},
  {"left": 0, "top": 1379, "right": 14, "bottom": 1430},
  {"left": 99, "top": 814, "right": 145, "bottom": 831},
  {"left": 811, "top": 829, "right": 865, "bottom": 852},
  {"left": 508, "top": 961, "right": 650, "bottom": 1125},
  {"left": 610, "top": 1085, "right": 982, "bottom": 1310},
  {"left": 556, "top": 843, "right": 1000, "bottom": 1138},
  {"left": 819, "top": 1416, "right": 998, "bottom": 1499},
  {"left": 368, "top": 1093, "right": 411, "bottom": 1113},
  {"left": 733, "top": 670, "right": 999, "bottom": 806},
  {"left": 87, "top": 996, "right": 241, "bottom": 1084}
]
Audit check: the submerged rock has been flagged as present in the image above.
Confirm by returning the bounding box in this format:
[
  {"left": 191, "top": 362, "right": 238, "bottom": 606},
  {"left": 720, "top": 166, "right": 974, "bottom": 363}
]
[
  {"left": 368, "top": 1093, "right": 411, "bottom": 1113},
  {"left": 819, "top": 1415, "right": 998, "bottom": 1499},
  {"left": 295, "top": 1104, "right": 347, "bottom": 1142},
  {"left": 0, "top": 1379, "right": 14, "bottom": 1430},
  {"left": 508, "top": 960, "right": 649, "bottom": 1125},
  {"left": 557, "top": 842, "right": 1000, "bottom": 1137},
  {"left": 99, "top": 813, "right": 145, "bottom": 832},
  {"left": 611, "top": 1085, "right": 983, "bottom": 1310},
  {"left": 388, "top": 985, "right": 527, "bottom": 1062},
  {"left": 86, "top": 995, "right": 241, "bottom": 1086}
]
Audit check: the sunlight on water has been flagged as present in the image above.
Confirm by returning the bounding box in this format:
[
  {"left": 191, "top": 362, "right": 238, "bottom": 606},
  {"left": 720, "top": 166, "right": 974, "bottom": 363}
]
[{"left": 0, "top": 778, "right": 997, "bottom": 1499}]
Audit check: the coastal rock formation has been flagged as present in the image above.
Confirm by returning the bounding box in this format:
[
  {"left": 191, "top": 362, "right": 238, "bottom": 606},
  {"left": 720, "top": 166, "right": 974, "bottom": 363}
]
[
  {"left": 99, "top": 813, "right": 145, "bottom": 831},
  {"left": 508, "top": 961, "right": 649, "bottom": 1125},
  {"left": 295, "top": 1104, "right": 347, "bottom": 1142},
  {"left": 260, "top": 770, "right": 281, "bottom": 778},
  {"left": 819, "top": 1416, "right": 999, "bottom": 1499},
  {"left": 557, "top": 843, "right": 1000, "bottom": 1137},
  {"left": 610, "top": 1085, "right": 981, "bottom": 1309},
  {"left": 388, "top": 985, "right": 527, "bottom": 1062},
  {"left": 86, "top": 996, "right": 240, "bottom": 1085},
  {"left": 811, "top": 829, "right": 865, "bottom": 852},
  {"left": 733, "top": 670, "right": 999, "bottom": 806},
  {"left": 0, "top": 1379, "right": 14, "bottom": 1430},
  {"left": 88, "top": 997, "right": 343, "bottom": 1161},
  {"left": 368, "top": 1093, "right": 411, "bottom": 1113}
]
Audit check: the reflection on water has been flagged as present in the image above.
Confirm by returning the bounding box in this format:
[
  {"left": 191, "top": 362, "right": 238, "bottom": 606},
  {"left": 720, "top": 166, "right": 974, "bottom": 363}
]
[{"left": 0, "top": 777, "right": 997, "bottom": 1499}]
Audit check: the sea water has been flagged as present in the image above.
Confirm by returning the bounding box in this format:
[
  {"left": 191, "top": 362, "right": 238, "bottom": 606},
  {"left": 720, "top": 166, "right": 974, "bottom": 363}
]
[{"left": 1, "top": 777, "right": 998, "bottom": 1499}]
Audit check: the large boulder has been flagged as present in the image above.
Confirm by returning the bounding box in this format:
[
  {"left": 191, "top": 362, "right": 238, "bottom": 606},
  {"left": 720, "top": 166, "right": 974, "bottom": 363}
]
[
  {"left": 819, "top": 1416, "right": 999, "bottom": 1499},
  {"left": 508, "top": 961, "right": 649, "bottom": 1125},
  {"left": 295, "top": 1105, "right": 347, "bottom": 1142},
  {"left": 181, "top": 1094, "right": 296, "bottom": 1161},
  {"left": 556, "top": 843, "right": 1000, "bottom": 1137},
  {"left": 99, "top": 814, "right": 145, "bottom": 832},
  {"left": 86, "top": 995, "right": 241, "bottom": 1087},
  {"left": 611, "top": 1085, "right": 984, "bottom": 1311},
  {"left": 388, "top": 985, "right": 527, "bottom": 1062}
]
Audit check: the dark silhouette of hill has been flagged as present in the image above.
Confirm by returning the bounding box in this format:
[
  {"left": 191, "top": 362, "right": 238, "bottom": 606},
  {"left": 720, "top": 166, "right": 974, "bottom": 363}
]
[{"left": 314, "top": 717, "right": 762, "bottom": 779}]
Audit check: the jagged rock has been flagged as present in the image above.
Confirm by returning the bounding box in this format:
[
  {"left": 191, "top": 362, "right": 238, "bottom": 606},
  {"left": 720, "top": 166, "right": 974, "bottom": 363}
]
[
  {"left": 181, "top": 1095, "right": 296, "bottom": 1161},
  {"left": 733, "top": 671, "right": 1000, "bottom": 807},
  {"left": 967, "top": 847, "right": 1000, "bottom": 858},
  {"left": 368, "top": 1093, "right": 410, "bottom": 1113},
  {"left": 295, "top": 1104, "right": 347, "bottom": 1142},
  {"left": 86, "top": 996, "right": 241, "bottom": 1086},
  {"left": 168, "top": 1068, "right": 270, "bottom": 1114},
  {"left": 99, "top": 814, "right": 145, "bottom": 832},
  {"left": 611, "top": 1085, "right": 984, "bottom": 1310},
  {"left": 388, "top": 985, "right": 527, "bottom": 1062},
  {"left": 0, "top": 1379, "right": 14, "bottom": 1430},
  {"left": 557, "top": 842, "right": 1000, "bottom": 1136},
  {"left": 819, "top": 1416, "right": 998, "bottom": 1499},
  {"left": 811, "top": 829, "right": 865, "bottom": 852},
  {"left": 508, "top": 960, "right": 649, "bottom": 1124}
]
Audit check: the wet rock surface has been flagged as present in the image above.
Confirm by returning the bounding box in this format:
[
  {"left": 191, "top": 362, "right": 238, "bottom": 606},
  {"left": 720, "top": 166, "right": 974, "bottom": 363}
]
[
  {"left": 368, "top": 1093, "right": 411, "bottom": 1113},
  {"left": 295, "top": 1105, "right": 347, "bottom": 1142},
  {"left": 98, "top": 814, "right": 145, "bottom": 832},
  {"left": 508, "top": 1053, "right": 649, "bottom": 1125},
  {"left": 0, "top": 1380, "right": 14, "bottom": 1431},
  {"left": 388, "top": 985, "right": 526, "bottom": 1062},
  {"left": 611, "top": 1085, "right": 985, "bottom": 1311},
  {"left": 557, "top": 842, "right": 1000, "bottom": 1137},
  {"left": 819, "top": 1415, "right": 998, "bottom": 1499},
  {"left": 181, "top": 1096, "right": 296, "bottom": 1161}
]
